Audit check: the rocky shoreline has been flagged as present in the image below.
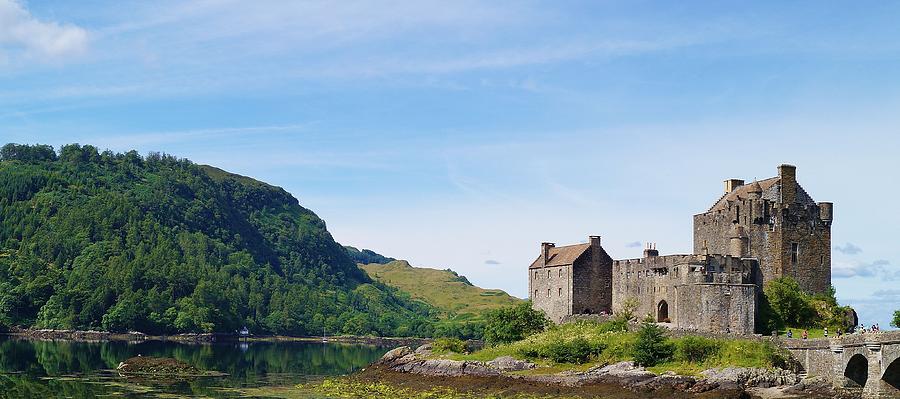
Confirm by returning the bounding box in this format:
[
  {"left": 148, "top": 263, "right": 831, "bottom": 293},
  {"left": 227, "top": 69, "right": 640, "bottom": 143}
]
[{"left": 370, "top": 345, "right": 859, "bottom": 399}]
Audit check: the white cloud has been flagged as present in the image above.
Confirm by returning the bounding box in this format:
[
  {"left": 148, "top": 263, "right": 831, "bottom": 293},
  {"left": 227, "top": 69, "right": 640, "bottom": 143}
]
[
  {"left": 0, "top": 0, "right": 88, "bottom": 62},
  {"left": 835, "top": 242, "right": 862, "bottom": 255},
  {"left": 833, "top": 259, "right": 897, "bottom": 279}
]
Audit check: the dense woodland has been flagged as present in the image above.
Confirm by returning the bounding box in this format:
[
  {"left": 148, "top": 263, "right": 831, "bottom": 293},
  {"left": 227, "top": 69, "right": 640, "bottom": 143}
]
[{"left": 0, "top": 143, "right": 442, "bottom": 337}]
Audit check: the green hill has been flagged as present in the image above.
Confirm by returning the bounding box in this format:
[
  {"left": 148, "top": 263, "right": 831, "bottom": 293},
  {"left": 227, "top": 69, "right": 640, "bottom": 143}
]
[
  {"left": 0, "top": 143, "right": 436, "bottom": 337},
  {"left": 360, "top": 260, "right": 523, "bottom": 328}
]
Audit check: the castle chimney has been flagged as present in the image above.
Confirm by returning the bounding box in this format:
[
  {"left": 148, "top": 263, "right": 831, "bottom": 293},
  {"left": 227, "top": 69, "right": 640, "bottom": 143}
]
[
  {"left": 724, "top": 179, "right": 745, "bottom": 194},
  {"left": 589, "top": 236, "right": 601, "bottom": 268},
  {"left": 778, "top": 164, "right": 797, "bottom": 205},
  {"left": 541, "top": 242, "right": 555, "bottom": 266},
  {"left": 643, "top": 242, "right": 659, "bottom": 258},
  {"left": 818, "top": 202, "right": 833, "bottom": 225}
]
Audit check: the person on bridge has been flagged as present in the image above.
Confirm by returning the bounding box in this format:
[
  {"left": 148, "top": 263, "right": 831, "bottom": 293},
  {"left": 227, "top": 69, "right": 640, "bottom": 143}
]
[{"left": 823, "top": 327, "right": 828, "bottom": 338}]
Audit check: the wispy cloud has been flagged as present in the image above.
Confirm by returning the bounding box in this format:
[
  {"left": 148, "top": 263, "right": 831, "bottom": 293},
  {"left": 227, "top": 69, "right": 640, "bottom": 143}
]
[
  {"left": 0, "top": 0, "right": 88, "bottom": 63},
  {"left": 835, "top": 242, "right": 862, "bottom": 255},
  {"left": 86, "top": 124, "right": 312, "bottom": 148},
  {"left": 484, "top": 259, "right": 501, "bottom": 265},
  {"left": 833, "top": 259, "right": 897, "bottom": 280},
  {"left": 626, "top": 241, "right": 642, "bottom": 248},
  {"left": 872, "top": 289, "right": 900, "bottom": 299}
]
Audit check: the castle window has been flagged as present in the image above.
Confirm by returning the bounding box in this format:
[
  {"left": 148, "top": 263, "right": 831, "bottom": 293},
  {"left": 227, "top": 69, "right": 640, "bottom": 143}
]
[
  {"left": 548, "top": 270, "right": 551, "bottom": 279},
  {"left": 559, "top": 268, "right": 563, "bottom": 277},
  {"left": 558, "top": 287, "right": 562, "bottom": 296},
  {"left": 547, "top": 289, "right": 551, "bottom": 298},
  {"left": 791, "top": 243, "right": 800, "bottom": 265},
  {"left": 534, "top": 290, "right": 538, "bottom": 298}
]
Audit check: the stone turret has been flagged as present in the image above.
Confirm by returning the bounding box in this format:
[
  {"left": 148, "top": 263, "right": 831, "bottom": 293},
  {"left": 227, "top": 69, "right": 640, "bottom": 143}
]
[{"left": 729, "top": 225, "right": 748, "bottom": 258}]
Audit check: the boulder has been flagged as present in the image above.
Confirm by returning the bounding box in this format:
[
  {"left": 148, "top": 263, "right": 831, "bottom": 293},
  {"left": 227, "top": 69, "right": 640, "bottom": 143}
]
[
  {"left": 377, "top": 346, "right": 413, "bottom": 367},
  {"left": 414, "top": 344, "right": 432, "bottom": 356}
]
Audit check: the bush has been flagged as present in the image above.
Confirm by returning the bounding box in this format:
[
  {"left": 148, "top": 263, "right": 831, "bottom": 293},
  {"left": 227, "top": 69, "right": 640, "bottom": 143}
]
[
  {"left": 763, "top": 341, "right": 800, "bottom": 372},
  {"left": 482, "top": 301, "right": 549, "bottom": 345},
  {"left": 518, "top": 336, "right": 605, "bottom": 364},
  {"left": 432, "top": 337, "right": 467, "bottom": 354},
  {"left": 632, "top": 321, "right": 674, "bottom": 366},
  {"left": 676, "top": 336, "right": 719, "bottom": 363},
  {"left": 893, "top": 310, "right": 900, "bottom": 329},
  {"left": 599, "top": 318, "right": 628, "bottom": 333}
]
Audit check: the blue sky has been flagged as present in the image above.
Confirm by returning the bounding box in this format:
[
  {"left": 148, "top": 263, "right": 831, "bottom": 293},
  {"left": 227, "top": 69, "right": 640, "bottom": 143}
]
[{"left": 2, "top": 0, "right": 899, "bottom": 327}]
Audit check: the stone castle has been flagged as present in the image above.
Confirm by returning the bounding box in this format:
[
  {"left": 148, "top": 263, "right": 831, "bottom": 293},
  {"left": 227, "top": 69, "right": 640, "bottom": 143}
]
[{"left": 528, "top": 164, "right": 833, "bottom": 334}]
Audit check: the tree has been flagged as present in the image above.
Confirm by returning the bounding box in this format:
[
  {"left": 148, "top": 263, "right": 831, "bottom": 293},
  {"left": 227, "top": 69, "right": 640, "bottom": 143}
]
[
  {"left": 482, "top": 301, "right": 548, "bottom": 345},
  {"left": 764, "top": 277, "right": 815, "bottom": 327},
  {"left": 632, "top": 318, "right": 674, "bottom": 366},
  {"left": 892, "top": 310, "right": 900, "bottom": 329}
]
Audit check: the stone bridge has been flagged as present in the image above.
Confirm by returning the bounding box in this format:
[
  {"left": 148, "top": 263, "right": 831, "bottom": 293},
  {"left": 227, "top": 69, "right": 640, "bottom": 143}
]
[{"left": 783, "top": 331, "right": 900, "bottom": 398}]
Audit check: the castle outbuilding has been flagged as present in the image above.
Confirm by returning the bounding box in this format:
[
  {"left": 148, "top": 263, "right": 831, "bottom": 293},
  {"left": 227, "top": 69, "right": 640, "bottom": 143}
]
[{"left": 528, "top": 164, "right": 832, "bottom": 334}]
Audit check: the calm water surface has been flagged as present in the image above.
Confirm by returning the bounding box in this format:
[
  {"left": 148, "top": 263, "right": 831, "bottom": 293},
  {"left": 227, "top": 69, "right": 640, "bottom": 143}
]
[{"left": 0, "top": 335, "right": 389, "bottom": 398}]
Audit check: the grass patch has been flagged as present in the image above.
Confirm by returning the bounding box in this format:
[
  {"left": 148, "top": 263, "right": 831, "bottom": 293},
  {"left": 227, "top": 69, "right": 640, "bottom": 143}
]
[
  {"left": 432, "top": 337, "right": 467, "bottom": 354},
  {"left": 443, "top": 321, "right": 793, "bottom": 376}
]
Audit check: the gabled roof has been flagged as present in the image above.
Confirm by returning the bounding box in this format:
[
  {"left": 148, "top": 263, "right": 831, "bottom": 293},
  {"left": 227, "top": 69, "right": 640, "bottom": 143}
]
[
  {"left": 706, "top": 176, "right": 815, "bottom": 212},
  {"left": 529, "top": 243, "right": 590, "bottom": 269}
]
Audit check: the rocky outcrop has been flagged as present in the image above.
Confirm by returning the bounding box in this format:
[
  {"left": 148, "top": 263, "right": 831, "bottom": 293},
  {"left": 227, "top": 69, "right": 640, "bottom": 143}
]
[
  {"left": 487, "top": 356, "right": 535, "bottom": 372},
  {"left": 373, "top": 345, "right": 842, "bottom": 397},
  {"left": 701, "top": 367, "right": 800, "bottom": 388}
]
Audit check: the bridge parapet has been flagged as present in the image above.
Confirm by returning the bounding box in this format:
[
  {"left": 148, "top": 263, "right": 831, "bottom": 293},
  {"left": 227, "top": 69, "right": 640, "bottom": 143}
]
[{"left": 779, "top": 331, "right": 900, "bottom": 398}]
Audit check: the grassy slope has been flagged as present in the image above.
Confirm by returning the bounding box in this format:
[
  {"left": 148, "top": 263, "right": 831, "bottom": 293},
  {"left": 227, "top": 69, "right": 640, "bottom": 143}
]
[{"left": 360, "top": 260, "right": 522, "bottom": 322}]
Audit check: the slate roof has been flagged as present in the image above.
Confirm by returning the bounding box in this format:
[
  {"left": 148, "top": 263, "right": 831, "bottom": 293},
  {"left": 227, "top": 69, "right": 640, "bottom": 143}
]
[
  {"left": 529, "top": 243, "right": 590, "bottom": 269},
  {"left": 706, "top": 176, "right": 816, "bottom": 212}
]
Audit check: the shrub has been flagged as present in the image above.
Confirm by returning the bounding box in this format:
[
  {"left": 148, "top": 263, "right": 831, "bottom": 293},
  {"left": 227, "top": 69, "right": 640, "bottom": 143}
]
[
  {"left": 632, "top": 321, "right": 674, "bottom": 366},
  {"left": 676, "top": 336, "right": 719, "bottom": 363},
  {"left": 763, "top": 341, "right": 801, "bottom": 372},
  {"left": 432, "top": 337, "right": 467, "bottom": 354},
  {"left": 616, "top": 297, "right": 639, "bottom": 322},
  {"left": 482, "top": 301, "right": 549, "bottom": 345},
  {"left": 598, "top": 318, "right": 628, "bottom": 333},
  {"left": 517, "top": 337, "right": 605, "bottom": 364},
  {"left": 893, "top": 310, "right": 900, "bottom": 329},
  {"left": 544, "top": 337, "right": 605, "bottom": 364}
]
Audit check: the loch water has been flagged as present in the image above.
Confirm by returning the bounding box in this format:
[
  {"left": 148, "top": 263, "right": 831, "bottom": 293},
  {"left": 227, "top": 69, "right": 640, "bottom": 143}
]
[{"left": 0, "top": 335, "right": 389, "bottom": 398}]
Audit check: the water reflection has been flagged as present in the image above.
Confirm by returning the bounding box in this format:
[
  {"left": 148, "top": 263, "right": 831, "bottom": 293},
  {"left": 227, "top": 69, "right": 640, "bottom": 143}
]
[{"left": 0, "top": 335, "right": 388, "bottom": 398}]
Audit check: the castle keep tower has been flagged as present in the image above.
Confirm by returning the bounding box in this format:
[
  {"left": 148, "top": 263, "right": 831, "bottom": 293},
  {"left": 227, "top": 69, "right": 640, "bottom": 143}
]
[{"left": 693, "top": 164, "right": 832, "bottom": 293}]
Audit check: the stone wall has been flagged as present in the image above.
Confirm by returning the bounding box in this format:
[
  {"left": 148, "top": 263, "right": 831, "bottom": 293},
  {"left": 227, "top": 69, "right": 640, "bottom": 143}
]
[
  {"left": 530, "top": 263, "right": 574, "bottom": 323},
  {"left": 610, "top": 253, "right": 756, "bottom": 333},
  {"left": 674, "top": 283, "right": 756, "bottom": 334},
  {"left": 573, "top": 240, "right": 613, "bottom": 316}
]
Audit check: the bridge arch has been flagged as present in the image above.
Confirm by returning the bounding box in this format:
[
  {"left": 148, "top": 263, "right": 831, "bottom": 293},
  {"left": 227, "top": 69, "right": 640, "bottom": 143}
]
[
  {"left": 884, "top": 355, "right": 900, "bottom": 392},
  {"left": 844, "top": 353, "right": 868, "bottom": 388}
]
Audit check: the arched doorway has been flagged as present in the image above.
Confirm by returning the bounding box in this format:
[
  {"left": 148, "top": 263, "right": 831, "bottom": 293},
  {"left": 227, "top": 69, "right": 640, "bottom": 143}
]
[
  {"left": 884, "top": 358, "right": 900, "bottom": 392},
  {"left": 844, "top": 354, "right": 868, "bottom": 388},
  {"left": 657, "top": 300, "right": 669, "bottom": 323}
]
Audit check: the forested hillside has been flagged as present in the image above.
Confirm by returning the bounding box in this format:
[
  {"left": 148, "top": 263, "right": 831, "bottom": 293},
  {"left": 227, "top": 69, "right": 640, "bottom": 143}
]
[{"left": 0, "top": 143, "right": 438, "bottom": 337}]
